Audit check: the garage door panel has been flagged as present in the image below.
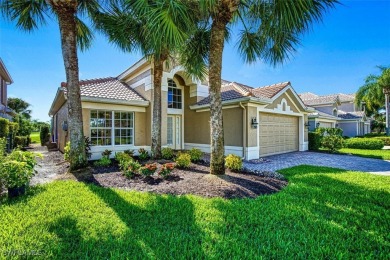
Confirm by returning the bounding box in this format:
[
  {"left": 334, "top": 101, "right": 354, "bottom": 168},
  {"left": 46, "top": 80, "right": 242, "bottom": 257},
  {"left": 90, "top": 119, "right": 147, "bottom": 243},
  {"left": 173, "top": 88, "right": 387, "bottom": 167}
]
[{"left": 259, "top": 113, "right": 299, "bottom": 156}]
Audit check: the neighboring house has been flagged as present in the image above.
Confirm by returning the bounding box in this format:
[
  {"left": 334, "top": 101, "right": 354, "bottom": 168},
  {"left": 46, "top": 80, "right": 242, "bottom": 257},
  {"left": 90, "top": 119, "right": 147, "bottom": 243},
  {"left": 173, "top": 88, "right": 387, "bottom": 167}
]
[
  {"left": 299, "top": 92, "right": 371, "bottom": 137},
  {"left": 0, "top": 58, "right": 15, "bottom": 120},
  {"left": 49, "top": 58, "right": 312, "bottom": 160}
]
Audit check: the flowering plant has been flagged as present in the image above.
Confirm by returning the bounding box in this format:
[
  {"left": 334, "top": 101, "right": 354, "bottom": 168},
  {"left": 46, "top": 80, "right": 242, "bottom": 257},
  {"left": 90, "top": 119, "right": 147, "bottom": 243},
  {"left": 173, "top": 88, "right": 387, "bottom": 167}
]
[
  {"left": 158, "top": 163, "right": 175, "bottom": 178},
  {"left": 139, "top": 163, "right": 157, "bottom": 176}
]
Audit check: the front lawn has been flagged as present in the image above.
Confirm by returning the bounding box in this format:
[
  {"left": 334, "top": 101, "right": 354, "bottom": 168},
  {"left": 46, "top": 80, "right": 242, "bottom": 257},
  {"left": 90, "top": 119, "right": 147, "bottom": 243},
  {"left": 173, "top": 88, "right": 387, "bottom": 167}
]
[
  {"left": 1, "top": 166, "right": 389, "bottom": 258},
  {"left": 338, "top": 148, "right": 390, "bottom": 160}
]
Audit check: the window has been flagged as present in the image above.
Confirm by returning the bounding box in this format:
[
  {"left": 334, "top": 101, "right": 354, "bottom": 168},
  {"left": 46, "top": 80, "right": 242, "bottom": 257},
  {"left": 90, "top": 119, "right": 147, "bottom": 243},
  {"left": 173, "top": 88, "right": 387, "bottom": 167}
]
[
  {"left": 333, "top": 108, "right": 338, "bottom": 117},
  {"left": 114, "top": 112, "right": 134, "bottom": 145},
  {"left": 168, "top": 79, "right": 182, "bottom": 109},
  {"left": 90, "top": 110, "right": 134, "bottom": 146}
]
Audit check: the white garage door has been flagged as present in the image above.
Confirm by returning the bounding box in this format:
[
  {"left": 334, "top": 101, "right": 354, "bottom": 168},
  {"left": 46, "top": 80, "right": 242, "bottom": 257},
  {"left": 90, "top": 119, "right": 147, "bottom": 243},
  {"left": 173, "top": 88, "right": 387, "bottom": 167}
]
[{"left": 259, "top": 113, "right": 299, "bottom": 156}]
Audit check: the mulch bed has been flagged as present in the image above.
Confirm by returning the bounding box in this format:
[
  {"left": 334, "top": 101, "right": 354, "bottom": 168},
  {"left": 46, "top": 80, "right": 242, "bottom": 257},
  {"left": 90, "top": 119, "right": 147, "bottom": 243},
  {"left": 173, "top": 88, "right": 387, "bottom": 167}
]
[{"left": 60, "top": 159, "right": 288, "bottom": 199}]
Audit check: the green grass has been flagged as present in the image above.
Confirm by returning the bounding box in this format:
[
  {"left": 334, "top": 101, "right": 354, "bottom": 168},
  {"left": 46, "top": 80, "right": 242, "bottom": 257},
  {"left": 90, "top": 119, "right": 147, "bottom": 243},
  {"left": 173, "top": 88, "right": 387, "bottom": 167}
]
[
  {"left": 30, "top": 132, "right": 40, "bottom": 144},
  {"left": 1, "top": 166, "right": 389, "bottom": 258},
  {"left": 339, "top": 148, "right": 390, "bottom": 160}
]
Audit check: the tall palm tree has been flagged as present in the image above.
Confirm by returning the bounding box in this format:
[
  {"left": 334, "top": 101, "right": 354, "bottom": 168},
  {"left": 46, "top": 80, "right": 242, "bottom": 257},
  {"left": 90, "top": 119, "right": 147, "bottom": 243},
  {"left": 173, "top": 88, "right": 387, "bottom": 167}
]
[
  {"left": 378, "top": 68, "right": 390, "bottom": 135},
  {"left": 1, "top": 0, "right": 101, "bottom": 169},
  {"left": 181, "top": 0, "right": 339, "bottom": 174},
  {"left": 95, "top": 0, "right": 196, "bottom": 158}
]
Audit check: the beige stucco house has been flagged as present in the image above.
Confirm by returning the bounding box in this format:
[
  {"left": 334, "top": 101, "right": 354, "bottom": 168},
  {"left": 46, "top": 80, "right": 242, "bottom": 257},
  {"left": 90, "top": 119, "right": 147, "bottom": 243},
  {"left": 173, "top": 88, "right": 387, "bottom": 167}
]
[
  {"left": 49, "top": 58, "right": 312, "bottom": 160},
  {"left": 0, "top": 58, "right": 15, "bottom": 120},
  {"left": 299, "top": 92, "right": 371, "bottom": 136}
]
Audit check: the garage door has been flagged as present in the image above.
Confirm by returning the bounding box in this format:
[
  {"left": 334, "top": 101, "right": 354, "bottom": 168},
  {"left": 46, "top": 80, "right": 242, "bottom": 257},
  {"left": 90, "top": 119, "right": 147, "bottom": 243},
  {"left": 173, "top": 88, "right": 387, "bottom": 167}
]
[{"left": 259, "top": 113, "right": 299, "bottom": 156}]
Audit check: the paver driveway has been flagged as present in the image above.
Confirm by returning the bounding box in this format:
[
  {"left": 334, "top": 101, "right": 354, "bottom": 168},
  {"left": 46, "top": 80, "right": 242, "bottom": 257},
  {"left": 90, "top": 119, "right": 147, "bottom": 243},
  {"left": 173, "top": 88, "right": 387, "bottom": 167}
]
[{"left": 244, "top": 151, "right": 390, "bottom": 175}]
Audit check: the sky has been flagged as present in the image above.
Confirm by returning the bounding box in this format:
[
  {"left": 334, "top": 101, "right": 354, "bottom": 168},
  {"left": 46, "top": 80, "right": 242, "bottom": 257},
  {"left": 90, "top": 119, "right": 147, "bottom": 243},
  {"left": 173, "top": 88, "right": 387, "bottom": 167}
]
[{"left": 0, "top": 0, "right": 389, "bottom": 122}]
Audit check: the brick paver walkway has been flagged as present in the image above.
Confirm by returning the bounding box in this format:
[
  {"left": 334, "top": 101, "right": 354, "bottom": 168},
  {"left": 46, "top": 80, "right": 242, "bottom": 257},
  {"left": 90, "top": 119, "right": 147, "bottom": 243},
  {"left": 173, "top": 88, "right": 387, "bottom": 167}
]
[{"left": 244, "top": 151, "right": 390, "bottom": 175}]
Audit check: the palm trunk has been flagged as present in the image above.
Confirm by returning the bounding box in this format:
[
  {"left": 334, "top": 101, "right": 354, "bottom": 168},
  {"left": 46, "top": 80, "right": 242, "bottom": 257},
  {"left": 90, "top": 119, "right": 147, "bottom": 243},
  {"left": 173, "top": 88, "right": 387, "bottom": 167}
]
[
  {"left": 54, "top": 3, "right": 87, "bottom": 170},
  {"left": 209, "top": 19, "right": 228, "bottom": 175},
  {"left": 151, "top": 56, "right": 166, "bottom": 159}
]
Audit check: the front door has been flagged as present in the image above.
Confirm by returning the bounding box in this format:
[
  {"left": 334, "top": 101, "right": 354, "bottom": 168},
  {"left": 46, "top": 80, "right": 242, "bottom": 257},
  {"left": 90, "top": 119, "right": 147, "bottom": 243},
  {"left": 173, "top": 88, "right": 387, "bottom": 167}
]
[{"left": 167, "top": 115, "right": 182, "bottom": 150}]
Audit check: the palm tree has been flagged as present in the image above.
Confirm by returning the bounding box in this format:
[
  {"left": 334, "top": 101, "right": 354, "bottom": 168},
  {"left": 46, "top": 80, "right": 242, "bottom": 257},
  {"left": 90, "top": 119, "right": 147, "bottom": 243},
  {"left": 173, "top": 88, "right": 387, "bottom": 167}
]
[
  {"left": 181, "top": 0, "right": 339, "bottom": 174},
  {"left": 95, "top": 0, "right": 196, "bottom": 158},
  {"left": 356, "top": 67, "right": 390, "bottom": 135},
  {"left": 1, "top": 0, "right": 101, "bottom": 169}
]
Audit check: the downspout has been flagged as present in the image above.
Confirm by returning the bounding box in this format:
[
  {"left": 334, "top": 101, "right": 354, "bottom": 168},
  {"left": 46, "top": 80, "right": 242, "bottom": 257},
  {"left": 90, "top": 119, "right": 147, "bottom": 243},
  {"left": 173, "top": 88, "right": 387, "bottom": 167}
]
[{"left": 239, "top": 102, "right": 246, "bottom": 160}]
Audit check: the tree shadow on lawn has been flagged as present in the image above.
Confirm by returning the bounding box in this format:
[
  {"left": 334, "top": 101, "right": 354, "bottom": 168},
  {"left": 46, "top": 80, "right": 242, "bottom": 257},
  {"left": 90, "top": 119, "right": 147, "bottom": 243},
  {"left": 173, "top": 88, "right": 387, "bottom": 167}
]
[
  {"left": 47, "top": 179, "right": 208, "bottom": 259},
  {"left": 206, "top": 165, "right": 390, "bottom": 258}
]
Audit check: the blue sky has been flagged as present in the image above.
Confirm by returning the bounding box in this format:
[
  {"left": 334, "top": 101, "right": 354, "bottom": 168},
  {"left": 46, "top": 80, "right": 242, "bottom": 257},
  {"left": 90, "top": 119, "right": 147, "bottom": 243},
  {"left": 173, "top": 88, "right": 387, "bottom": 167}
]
[{"left": 0, "top": 0, "right": 389, "bottom": 122}]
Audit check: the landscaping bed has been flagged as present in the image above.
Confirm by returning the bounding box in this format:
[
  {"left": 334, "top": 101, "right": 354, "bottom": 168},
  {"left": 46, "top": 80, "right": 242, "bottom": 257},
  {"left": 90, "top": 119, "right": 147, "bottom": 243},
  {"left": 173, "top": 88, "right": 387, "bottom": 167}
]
[{"left": 59, "top": 160, "right": 287, "bottom": 199}]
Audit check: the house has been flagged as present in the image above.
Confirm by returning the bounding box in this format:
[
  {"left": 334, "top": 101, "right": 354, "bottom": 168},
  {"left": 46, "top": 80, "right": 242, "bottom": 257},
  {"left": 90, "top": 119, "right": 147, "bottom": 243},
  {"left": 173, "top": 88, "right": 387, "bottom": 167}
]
[
  {"left": 0, "top": 58, "right": 14, "bottom": 120},
  {"left": 299, "top": 92, "right": 371, "bottom": 137},
  {"left": 49, "top": 58, "right": 313, "bottom": 160}
]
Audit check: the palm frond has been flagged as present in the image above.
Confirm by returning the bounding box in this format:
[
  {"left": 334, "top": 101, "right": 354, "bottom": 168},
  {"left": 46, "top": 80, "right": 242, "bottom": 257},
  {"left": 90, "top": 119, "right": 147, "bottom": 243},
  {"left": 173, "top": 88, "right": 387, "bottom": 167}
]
[{"left": 75, "top": 17, "right": 94, "bottom": 52}]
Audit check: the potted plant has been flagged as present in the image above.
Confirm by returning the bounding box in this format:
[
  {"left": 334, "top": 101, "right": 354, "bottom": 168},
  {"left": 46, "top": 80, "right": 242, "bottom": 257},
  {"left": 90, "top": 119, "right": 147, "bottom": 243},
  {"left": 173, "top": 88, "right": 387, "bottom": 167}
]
[{"left": 0, "top": 150, "right": 41, "bottom": 198}]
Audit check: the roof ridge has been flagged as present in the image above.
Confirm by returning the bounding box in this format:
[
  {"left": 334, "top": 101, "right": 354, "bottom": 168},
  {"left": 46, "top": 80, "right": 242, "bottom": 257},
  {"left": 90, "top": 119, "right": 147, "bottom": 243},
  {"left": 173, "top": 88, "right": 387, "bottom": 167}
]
[
  {"left": 255, "top": 81, "right": 290, "bottom": 90},
  {"left": 61, "top": 77, "right": 116, "bottom": 88},
  {"left": 231, "top": 82, "right": 252, "bottom": 96}
]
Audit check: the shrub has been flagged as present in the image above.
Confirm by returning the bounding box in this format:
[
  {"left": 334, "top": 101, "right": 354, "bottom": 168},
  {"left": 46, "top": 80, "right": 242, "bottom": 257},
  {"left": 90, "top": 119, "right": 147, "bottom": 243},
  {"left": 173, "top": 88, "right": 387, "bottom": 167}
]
[
  {"left": 158, "top": 163, "right": 175, "bottom": 178},
  {"left": 139, "top": 163, "right": 157, "bottom": 177},
  {"left": 344, "top": 138, "right": 384, "bottom": 150},
  {"left": 0, "top": 118, "right": 9, "bottom": 138},
  {"left": 225, "top": 154, "right": 243, "bottom": 171},
  {"left": 123, "top": 149, "right": 134, "bottom": 157},
  {"left": 374, "top": 137, "right": 390, "bottom": 146},
  {"left": 365, "top": 133, "right": 385, "bottom": 137},
  {"left": 0, "top": 161, "right": 32, "bottom": 188},
  {"left": 138, "top": 148, "right": 149, "bottom": 161},
  {"left": 161, "top": 147, "right": 175, "bottom": 160},
  {"left": 0, "top": 138, "right": 6, "bottom": 161},
  {"left": 121, "top": 159, "right": 141, "bottom": 178},
  {"left": 101, "top": 149, "right": 112, "bottom": 158},
  {"left": 322, "top": 135, "right": 344, "bottom": 152},
  {"left": 188, "top": 148, "right": 203, "bottom": 162},
  {"left": 308, "top": 132, "right": 322, "bottom": 151},
  {"left": 64, "top": 142, "right": 70, "bottom": 161},
  {"left": 40, "top": 125, "right": 50, "bottom": 146},
  {"left": 7, "top": 150, "right": 42, "bottom": 169},
  {"left": 175, "top": 153, "right": 191, "bottom": 168},
  {"left": 115, "top": 152, "right": 131, "bottom": 164},
  {"left": 14, "top": 136, "right": 28, "bottom": 148},
  {"left": 93, "top": 157, "right": 111, "bottom": 167}
]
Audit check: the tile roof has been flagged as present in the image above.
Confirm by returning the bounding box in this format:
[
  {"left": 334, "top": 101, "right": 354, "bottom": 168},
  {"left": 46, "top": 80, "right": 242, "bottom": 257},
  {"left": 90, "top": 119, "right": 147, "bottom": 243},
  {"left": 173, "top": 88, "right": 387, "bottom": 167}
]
[
  {"left": 337, "top": 110, "right": 364, "bottom": 120},
  {"left": 62, "top": 77, "right": 146, "bottom": 102},
  {"left": 299, "top": 93, "right": 355, "bottom": 106},
  {"left": 196, "top": 81, "right": 290, "bottom": 106}
]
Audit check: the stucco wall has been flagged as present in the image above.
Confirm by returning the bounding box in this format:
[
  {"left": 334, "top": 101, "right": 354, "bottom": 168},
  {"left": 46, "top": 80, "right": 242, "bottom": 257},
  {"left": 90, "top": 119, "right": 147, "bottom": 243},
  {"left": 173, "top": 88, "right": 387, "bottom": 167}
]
[
  {"left": 315, "top": 104, "right": 337, "bottom": 115},
  {"left": 339, "top": 102, "right": 355, "bottom": 112},
  {"left": 56, "top": 102, "right": 69, "bottom": 152},
  {"left": 265, "top": 91, "right": 299, "bottom": 113},
  {"left": 304, "top": 114, "right": 308, "bottom": 142},
  {"left": 247, "top": 106, "right": 258, "bottom": 147}
]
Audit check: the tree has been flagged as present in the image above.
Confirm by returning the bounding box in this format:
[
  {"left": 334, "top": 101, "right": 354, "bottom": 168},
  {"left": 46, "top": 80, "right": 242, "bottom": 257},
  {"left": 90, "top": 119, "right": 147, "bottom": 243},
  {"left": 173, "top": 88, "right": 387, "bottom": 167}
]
[
  {"left": 181, "top": 0, "right": 338, "bottom": 174},
  {"left": 95, "top": 0, "right": 196, "bottom": 158},
  {"left": 7, "top": 97, "right": 32, "bottom": 119},
  {"left": 1, "top": 0, "right": 103, "bottom": 169},
  {"left": 356, "top": 67, "right": 390, "bottom": 135}
]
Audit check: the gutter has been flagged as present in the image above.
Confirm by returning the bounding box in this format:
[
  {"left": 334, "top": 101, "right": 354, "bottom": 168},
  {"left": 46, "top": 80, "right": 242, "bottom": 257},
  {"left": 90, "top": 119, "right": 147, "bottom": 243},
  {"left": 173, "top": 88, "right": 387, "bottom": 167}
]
[
  {"left": 81, "top": 96, "right": 150, "bottom": 107},
  {"left": 190, "top": 96, "right": 271, "bottom": 110},
  {"left": 239, "top": 102, "right": 246, "bottom": 160}
]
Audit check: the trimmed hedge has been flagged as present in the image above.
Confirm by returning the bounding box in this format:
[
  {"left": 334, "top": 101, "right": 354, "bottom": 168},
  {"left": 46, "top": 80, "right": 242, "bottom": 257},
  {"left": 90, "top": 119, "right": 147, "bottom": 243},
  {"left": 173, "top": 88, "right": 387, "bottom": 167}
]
[
  {"left": 308, "top": 132, "right": 322, "bottom": 151},
  {"left": 0, "top": 118, "right": 9, "bottom": 138},
  {"left": 344, "top": 138, "right": 384, "bottom": 150},
  {"left": 14, "top": 136, "right": 28, "bottom": 148},
  {"left": 374, "top": 137, "right": 390, "bottom": 146},
  {"left": 40, "top": 125, "right": 50, "bottom": 146}
]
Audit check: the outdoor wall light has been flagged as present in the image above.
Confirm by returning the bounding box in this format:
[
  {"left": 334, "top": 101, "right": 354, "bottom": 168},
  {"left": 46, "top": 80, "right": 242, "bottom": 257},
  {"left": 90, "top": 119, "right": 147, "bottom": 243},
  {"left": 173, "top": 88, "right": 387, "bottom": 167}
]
[
  {"left": 62, "top": 121, "right": 68, "bottom": 131},
  {"left": 304, "top": 122, "right": 310, "bottom": 128},
  {"left": 251, "top": 117, "right": 258, "bottom": 129},
  {"left": 316, "top": 122, "right": 320, "bottom": 128},
  {"left": 335, "top": 123, "right": 339, "bottom": 128}
]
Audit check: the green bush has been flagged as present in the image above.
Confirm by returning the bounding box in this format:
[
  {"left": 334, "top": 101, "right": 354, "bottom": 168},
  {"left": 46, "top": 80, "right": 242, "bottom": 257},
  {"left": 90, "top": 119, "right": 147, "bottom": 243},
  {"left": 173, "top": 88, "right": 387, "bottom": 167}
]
[
  {"left": 175, "top": 153, "right": 191, "bottom": 168},
  {"left": 123, "top": 149, "right": 134, "bottom": 157},
  {"left": 139, "top": 163, "right": 157, "bottom": 177},
  {"left": 93, "top": 157, "right": 111, "bottom": 167},
  {"left": 138, "top": 148, "right": 149, "bottom": 161},
  {"left": 40, "top": 125, "right": 50, "bottom": 146},
  {"left": 0, "top": 138, "right": 7, "bottom": 161},
  {"left": 365, "top": 133, "right": 385, "bottom": 137},
  {"left": 0, "top": 118, "right": 9, "bottom": 138},
  {"left": 308, "top": 132, "right": 322, "bottom": 151},
  {"left": 161, "top": 147, "right": 175, "bottom": 160},
  {"left": 101, "top": 149, "right": 112, "bottom": 158},
  {"left": 344, "top": 138, "right": 384, "bottom": 150},
  {"left": 64, "top": 142, "right": 70, "bottom": 161},
  {"left": 374, "top": 137, "right": 390, "bottom": 146},
  {"left": 321, "top": 135, "right": 344, "bottom": 152},
  {"left": 115, "top": 152, "right": 131, "bottom": 164},
  {"left": 188, "top": 148, "right": 203, "bottom": 162},
  {"left": 13, "top": 136, "right": 28, "bottom": 148},
  {"left": 225, "top": 154, "right": 243, "bottom": 171},
  {"left": 120, "top": 159, "right": 141, "bottom": 178}
]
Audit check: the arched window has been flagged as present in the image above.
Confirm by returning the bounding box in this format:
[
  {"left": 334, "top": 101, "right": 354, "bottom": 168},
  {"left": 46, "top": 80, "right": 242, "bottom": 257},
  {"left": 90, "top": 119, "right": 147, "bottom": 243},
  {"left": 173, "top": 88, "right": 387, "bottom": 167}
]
[
  {"left": 168, "top": 79, "right": 182, "bottom": 109},
  {"left": 333, "top": 108, "right": 337, "bottom": 117}
]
